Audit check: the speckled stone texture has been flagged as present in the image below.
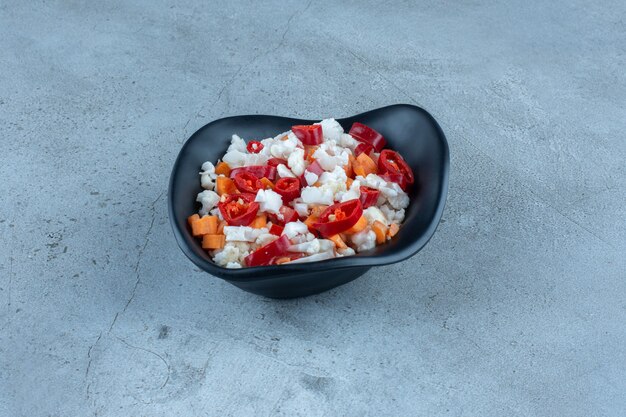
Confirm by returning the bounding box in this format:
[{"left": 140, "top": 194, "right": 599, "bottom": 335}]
[{"left": 1, "top": 1, "right": 625, "bottom": 416}]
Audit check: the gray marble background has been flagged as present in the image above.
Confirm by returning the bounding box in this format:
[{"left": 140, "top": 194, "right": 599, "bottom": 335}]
[{"left": 1, "top": 0, "right": 625, "bottom": 416}]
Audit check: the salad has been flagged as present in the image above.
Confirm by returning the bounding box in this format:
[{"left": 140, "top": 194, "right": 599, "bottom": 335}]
[{"left": 187, "top": 119, "right": 414, "bottom": 268}]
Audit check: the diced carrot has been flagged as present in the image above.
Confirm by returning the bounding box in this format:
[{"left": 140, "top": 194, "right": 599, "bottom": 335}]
[
  {"left": 328, "top": 234, "right": 347, "bottom": 249},
  {"left": 191, "top": 215, "right": 218, "bottom": 236},
  {"left": 310, "top": 205, "right": 328, "bottom": 217},
  {"left": 260, "top": 177, "right": 274, "bottom": 190},
  {"left": 345, "top": 154, "right": 355, "bottom": 178},
  {"left": 344, "top": 215, "right": 367, "bottom": 234},
  {"left": 372, "top": 221, "right": 388, "bottom": 244},
  {"left": 202, "top": 234, "right": 225, "bottom": 249},
  {"left": 356, "top": 153, "right": 377, "bottom": 176},
  {"left": 216, "top": 176, "right": 237, "bottom": 196},
  {"left": 217, "top": 220, "right": 227, "bottom": 234},
  {"left": 388, "top": 222, "right": 400, "bottom": 237},
  {"left": 304, "top": 214, "right": 318, "bottom": 230},
  {"left": 215, "top": 161, "right": 231, "bottom": 176},
  {"left": 345, "top": 178, "right": 353, "bottom": 189},
  {"left": 187, "top": 214, "right": 200, "bottom": 226},
  {"left": 251, "top": 214, "right": 267, "bottom": 229}
]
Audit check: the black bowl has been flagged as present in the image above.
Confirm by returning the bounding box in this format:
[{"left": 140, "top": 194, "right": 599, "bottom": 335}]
[{"left": 168, "top": 104, "right": 449, "bottom": 298}]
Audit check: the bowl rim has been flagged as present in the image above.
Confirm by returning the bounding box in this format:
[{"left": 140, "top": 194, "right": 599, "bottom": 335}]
[{"left": 168, "top": 104, "right": 449, "bottom": 281}]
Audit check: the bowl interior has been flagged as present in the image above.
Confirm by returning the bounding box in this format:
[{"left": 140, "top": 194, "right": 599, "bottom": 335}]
[{"left": 168, "top": 104, "right": 449, "bottom": 279}]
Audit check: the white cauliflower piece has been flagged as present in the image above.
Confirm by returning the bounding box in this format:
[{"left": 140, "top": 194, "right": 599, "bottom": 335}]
[
  {"left": 277, "top": 164, "right": 296, "bottom": 178},
  {"left": 222, "top": 149, "right": 247, "bottom": 168},
  {"left": 351, "top": 229, "right": 376, "bottom": 252},
  {"left": 288, "top": 239, "right": 321, "bottom": 255},
  {"left": 212, "top": 242, "right": 250, "bottom": 267},
  {"left": 338, "top": 133, "right": 358, "bottom": 150},
  {"left": 312, "top": 141, "right": 349, "bottom": 171},
  {"left": 226, "top": 262, "right": 242, "bottom": 269},
  {"left": 199, "top": 161, "right": 217, "bottom": 190},
  {"left": 339, "top": 179, "right": 361, "bottom": 202},
  {"left": 224, "top": 226, "right": 269, "bottom": 242},
  {"left": 363, "top": 206, "right": 389, "bottom": 226},
  {"left": 300, "top": 186, "right": 334, "bottom": 205},
  {"left": 358, "top": 174, "right": 410, "bottom": 210},
  {"left": 315, "top": 118, "right": 344, "bottom": 142},
  {"left": 270, "top": 132, "right": 299, "bottom": 159},
  {"left": 254, "top": 189, "right": 283, "bottom": 214},
  {"left": 255, "top": 233, "right": 277, "bottom": 247},
  {"left": 317, "top": 166, "right": 348, "bottom": 200},
  {"left": 285, "top": 251, "right": 335, "bottom": 264},
  {"left": 209, "top": 207, "right": 223, "bottom": 220},
  {"left": 304, "top": 170, "right": 319, "bottom": 186},
  {"left": 228, "top": 134, "right": 247, "bottom": 152},
  {"left": 282, "top": 221, "right": 308, "bottom": 239},
  {"left": 287, "top": 148, "right": 306, "bottom": 176},
  {"left": 196, "top": 190, "right": 219, "bottom": 216},
  {"left": 244, "top": 152, "right": 268, "bottom": 166},
  {"left": 337, "top": 247, "right": 356, "bottom": 257},
  {"left": 318, "top": 239, "right": 335, "bottom": 252},
  {"left": 293, "top": 202, "right": 309, "bottom": 217}
]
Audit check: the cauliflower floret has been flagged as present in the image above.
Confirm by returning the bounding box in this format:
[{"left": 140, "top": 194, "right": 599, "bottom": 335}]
[
  {"left": 363, "top": 206, "right": 389, "bottom": 226},
  {"left": 209, "top": 207, "right": 223, "bottom": 220},
  {"left": 337, "top": 247, "right": 356, "bottom": 257},
  {"left": 199, "top": 161, "right": 218, "bottom": 190},
  {"left": 339, "top": 179, "right": 361, "bottom": 202},
  {"left": 293, "top": 202, "right": 309, "bottom": 217},
  {"left": 277, "top": 164, "right": 296, "bottom": 178},
  {"left": 301, "top": 186, "right": 334, "bottom": 205},
  {"left": 222, "top": 149, "right": 247, "bottom": 168},
  {"left": 226, "top": 262, "right": 242, "bottom": 269},
  {"left": 351, "top": 229, "right": 376, "bottom": 252},
  {"left": 288, "top": 239, "right": 321, "bottom": 255},
  {"left": 358, "top": 174, "right": 409, "bottom": 210},
  {"left": 224, "top": 226, "right": 269, "bottom": 242},
  {"left": 254, "top": 189, "right": 283, "bottom": 214},
  {"left": 318, "top": 239, "right": 335, "bottom": 252},
  {"left": 212, "top": 242, "right": 251, "bottom": 267},
  {"left": 338, "top": 133, "right": 358, "bottom": 150},
  {"left": 315, "top": 118, "right": 344, "bottom": 142},
  {"left": 317, "top": 166, "right": 348, "bottom": 200},
  {"left": 254, "top": 233, "right": 277, "bottom": 247},
  {"left": 285, "top": 251, "right": 335, "bottom": 264},
  {"left": 228, "top": 134, "right": 247, "bottom": 152},
  {"left": 304, "top": 170, "right": 319, "bottom": 186},
  {"left": 270, "top": 132, "right": 299, "bottom": 159},
  {"left": 287, "top": 148, "right": 306, "bottom": 176},
  {"left": 196, "top": 190, "right": 219, "bottom": 216},
  {"left": 244, "top": 152, "right": 268, "bottom": 166},
  {"left": 312, "top": 141, "right": 350, "bottom": 171},
  {"left": 282, "top": 221, "right": 308, "bottom": 239}
]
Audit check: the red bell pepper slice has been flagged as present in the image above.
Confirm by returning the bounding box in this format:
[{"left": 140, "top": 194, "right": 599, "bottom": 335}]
[
  {"left": 218, "top": 194, "right": 260, "bottom": 226},
  {"left": 267, "top": 157, "right": 287, "bottom": 168},
  {"left": 233, "top": 171, "right": 262, "bottom": 194},
  {"left": 312, "top": 199, "right": 363, "bottom": 237},
  {"left": 378, "top": 149, "right": 414, "bottom": 190},
  {"left": 274, "top": 177, "right": 301, "bottom": 204},
  {"left": 230, "top": 165, "right": 276, "bottom": 181},
  {"left": 291, "top": 124, "right": 323, "bottom": 146},
  {"left": 246, "top": 140, "right": 264, "bottom": 153},
  {"left": 244, "top": 234, "right": 290, "bottom": 267},
  {"left": 349, "top": 122, "right": 386, "bottom": 152},
  {"left": 268, "top": 223, "right": 284, "bottom": 236},
  {"left": 354, "top": 142, "right": 374, "bottom": 157},
  {"left": 359, "top": 186, "right": 380, "bottom": 209}
]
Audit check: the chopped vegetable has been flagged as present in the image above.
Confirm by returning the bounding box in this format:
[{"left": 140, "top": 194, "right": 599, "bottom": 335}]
[
  {"left": 244, "top": 234, "right": 290, "bottom": 267},
  {"left": 246, "top": 140, "right": 264, "bottom": 153},
  {"left": 378, "top": 149, "right": 414, "bottom": 190},
  {"left": 291, "top": 124, "right": 323, "bottom": 145},
  {"left": 187, "top": 214, "right": 200, "bottom": 226},
  {"left": 202, "top": 234, "right": 225, "bottom": 249},
  {"left": 354, "top": 152, "right": 378, "bottom": 177},
  {"left": 190, "top": 215, "right": 218, "bottom": 236},
  {"left": 344, "top": 215, "right": 367, "bottom": 234},
  {"left": 359, "top": 186, "right": 380, "bottom": 209},
  {"left": 218, "top": 194, "right": 260, "bottom": 226},
  {"left": 388, "top": 222, "right": 400, "bottom": 237},
  {"left": 349, "top": 122, "right": 386, "bottom": 151},
  {"left": 260, "top": 177, "right": 275, "bottom": 190},
  {"left": 215, "top": 161, "right": 231, "bottom": 176},
  {"left": 234, "top": 171, "right": 262, "bottom": 194},
  {"left": 354, "top": 142, "right": 374, "bottom": 157},
  {"left": 250, "top": 214, "right": 267, "bottom": 229},
  {"left": 230, "top": 165, "right": 277, "bottom": 181},
  {"left": 216, "top": 176, "right": 238, "bottom": 196},
  {"left": 274, "top": 177, "right": 301, "bottom": 204},
  {"left": 269, "top": 223, "right": 284, "bottom": 236},
  {"left": 328, "top": 234, "right": 348, "bottom": 249},
  {"left": 267, "top": 157, "right": 287, "bottom": 168},
  {"left": 312, "top": 199, "right": 363, "bottom": 237},
  {"left": 372, "top": 221, "right": 388, "bottom": 244}
]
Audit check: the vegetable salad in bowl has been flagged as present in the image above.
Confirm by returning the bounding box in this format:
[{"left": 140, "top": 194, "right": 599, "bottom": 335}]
[{"left": 187, "top": 119, "right": 414, "bottom": 268}]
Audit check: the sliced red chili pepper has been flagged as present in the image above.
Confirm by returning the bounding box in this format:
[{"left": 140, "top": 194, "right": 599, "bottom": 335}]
[
  {"left": 378, "top": 149, "right": 414, "bottom": 190},
  {"left": 359, "top": 186, "right": 380, "bottom": 209},
  {"left": 349, "top": 122, "right": 386, "bottom": 152},
  {"left": 291, "top": 124, "right": 323, "bottom": 145},
  {"left": 246, "top": 140, "right": 264, "bottom": 153},
  {"left": 233, "top": 171, "right": 262, "bottom": 194},
  {"left": 230, "top": 165, "right": 277, "bottom": 181},
  {"left": 267, "top": 158, "right": 287, "bottom": 168},
  {"left": 354, "top": 142, "right": 374, "bottom": 157},
  {"left": 273, "top": 177, "right": 301, "bottom": 204},
  {"left": 244, "top": 234, "right": 290, "bottom": 267},
  {"left": 269, "top": 224, "right": 284, "bottom": 236},
  {"left": 312, "top": 199, "right": 363, "bottom": 237},
  {"left": 218, "top": 194, "right": 260, "bottom": 226}
]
